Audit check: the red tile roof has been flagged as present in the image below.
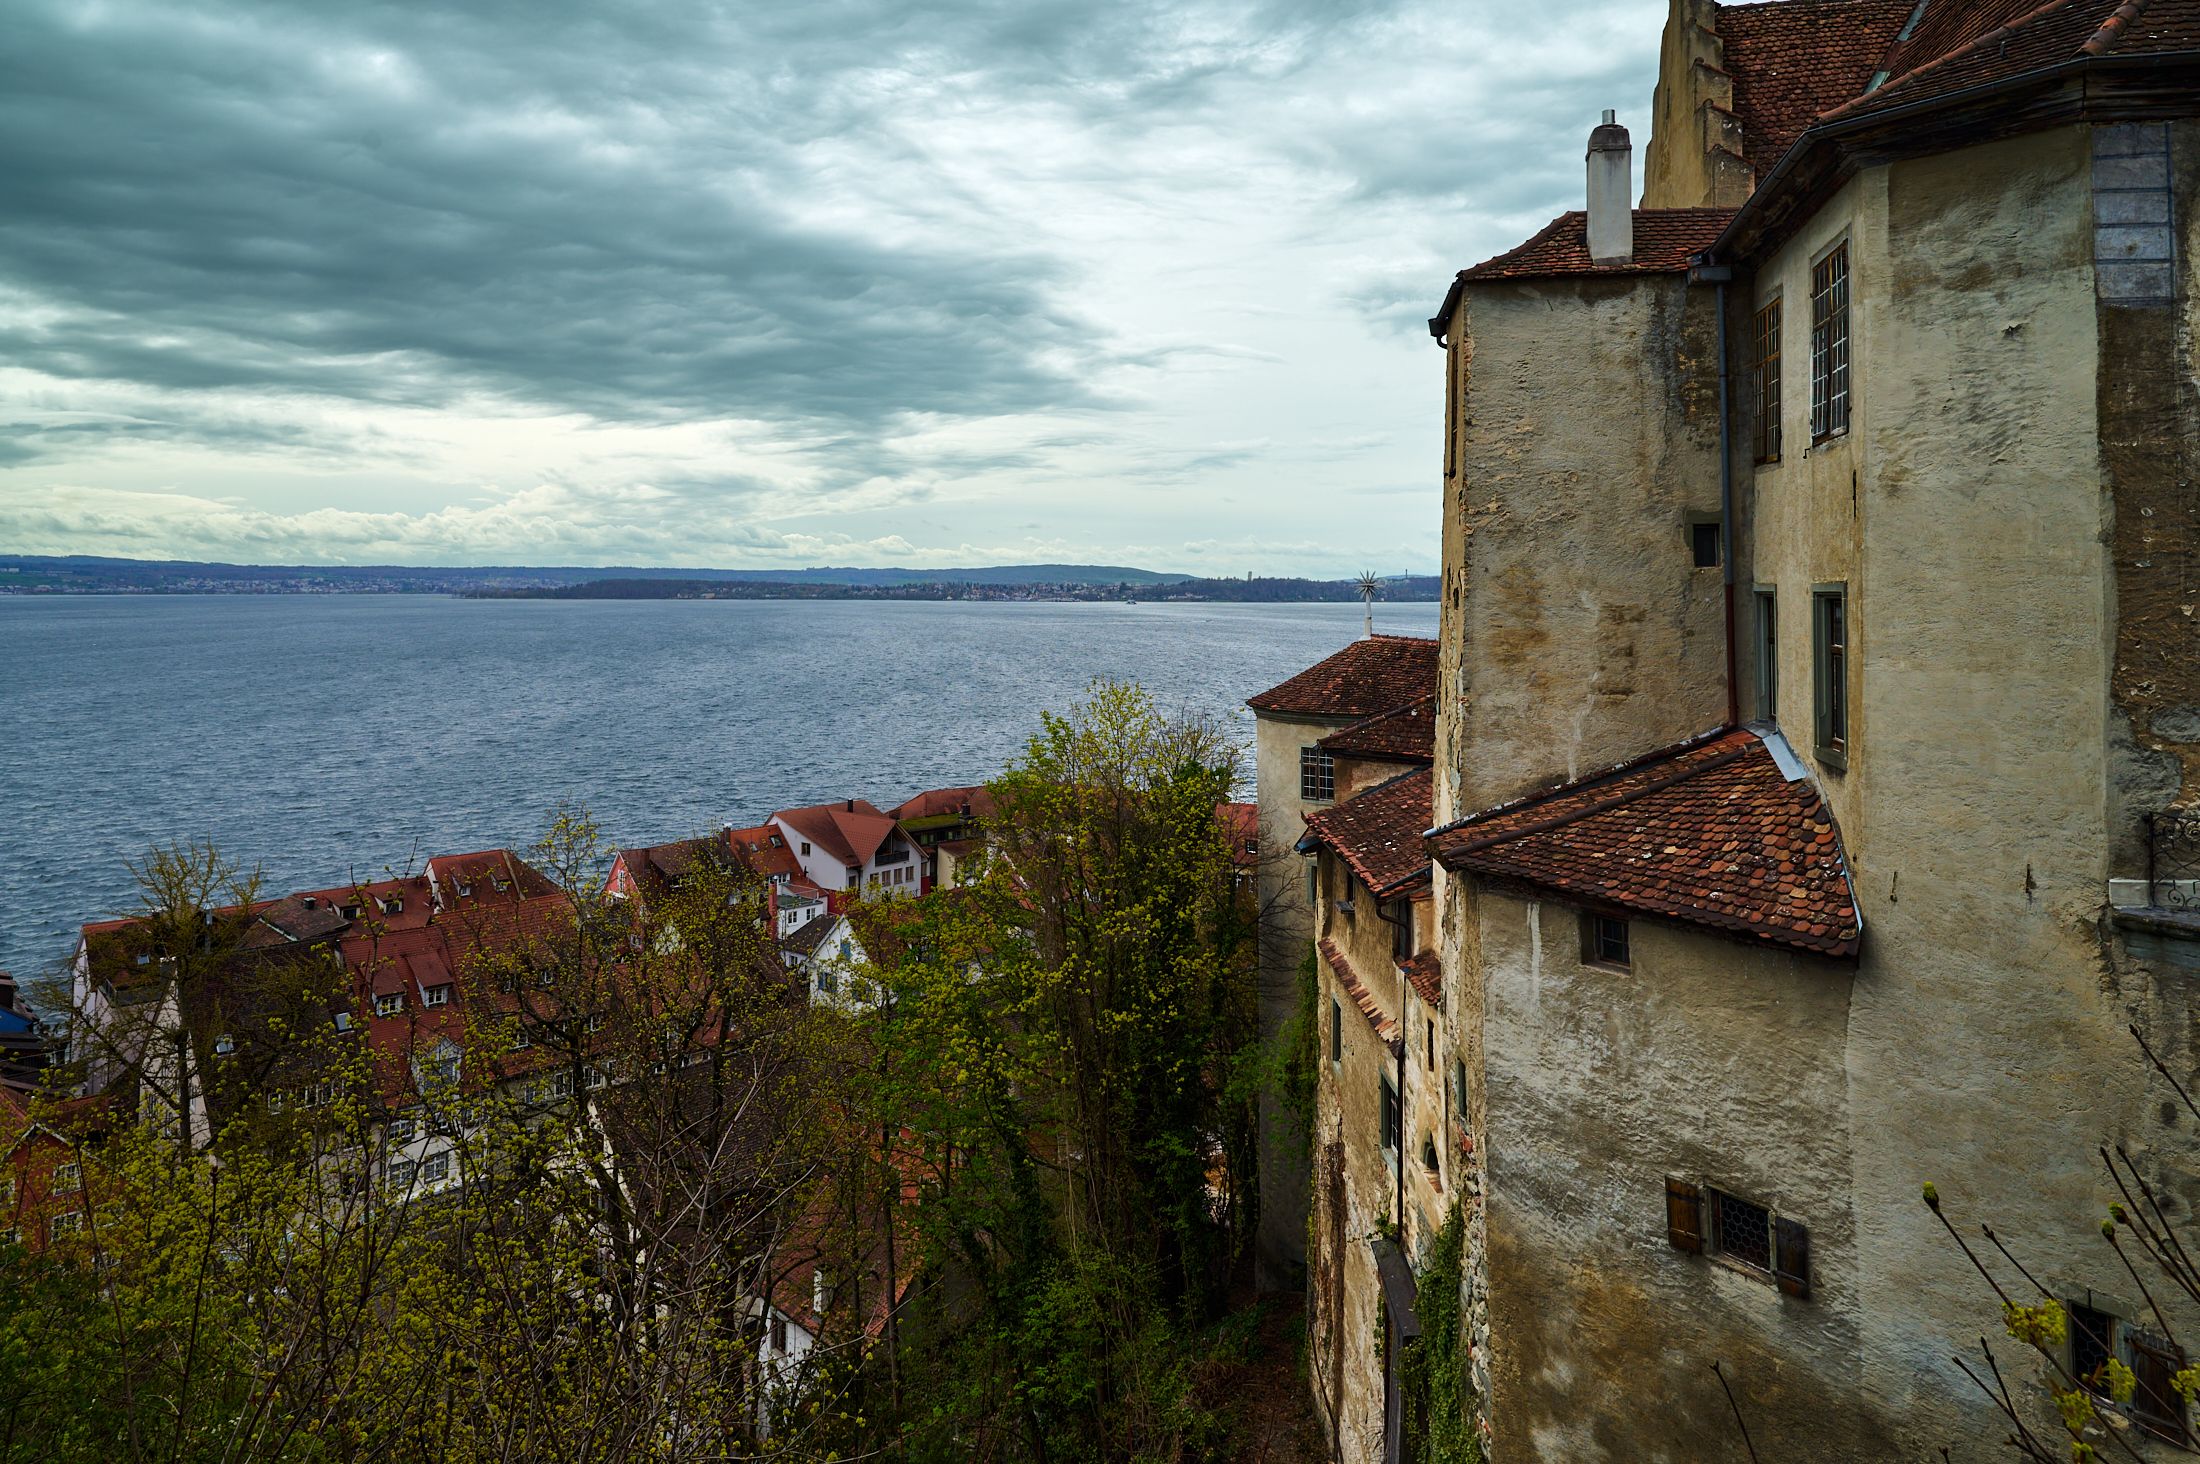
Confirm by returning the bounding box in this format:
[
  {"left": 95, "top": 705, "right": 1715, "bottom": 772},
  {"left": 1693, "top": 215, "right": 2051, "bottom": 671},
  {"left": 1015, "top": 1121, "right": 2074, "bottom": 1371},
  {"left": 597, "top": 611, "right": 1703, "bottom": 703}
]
[
  {"left": 1320, "top": 938, "right": 1402, "bottom": 1057},
  {"left": 891, "top": 787, "right": 996, "bottom": 824},
  {"left": 1399, "top": 949, "right": 1442, "bottom": 1009},
  {"left": 1458, "top": 209, "right": 1737, "bottom": 282},
  {"left": 1427, "top": 728, "right": 1861, "bottom": 958},
  {"left": 1717, "top": 0, "right": 1918, "bottom": 177},
  {"left": 1301, "top": 767, "right": 1434, "bottom": 899},
  {"left": 1320, "top": 695, "right": 1437, "bottom": 764},
  {"left": 724, "top": 823, "right": 804, "bottom": 883},
  {"left": 1821, "top": 0, "right": 2200, "bottom": 121},
  {"left": 1218, "top": 801, "right": 1260, "bottom": 868},
  {"left": 774, "top": 800, "right": 900, "bottom": 869},
  {"left": 1246, "top": 635, "right": 1438, "bottom": 720}
]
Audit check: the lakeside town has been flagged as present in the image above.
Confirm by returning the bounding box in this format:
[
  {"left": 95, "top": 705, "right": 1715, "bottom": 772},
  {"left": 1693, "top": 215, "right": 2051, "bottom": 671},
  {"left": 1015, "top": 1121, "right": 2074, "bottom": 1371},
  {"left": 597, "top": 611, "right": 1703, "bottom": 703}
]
[{"left": 4, "top": 0, "right": 2199, "bottom": 1456}]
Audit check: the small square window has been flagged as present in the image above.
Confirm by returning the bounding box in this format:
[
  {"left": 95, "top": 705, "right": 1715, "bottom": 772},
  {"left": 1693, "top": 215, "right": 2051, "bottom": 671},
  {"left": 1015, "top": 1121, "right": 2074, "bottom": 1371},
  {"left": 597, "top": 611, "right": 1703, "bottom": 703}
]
[
  {"left": 422, "top": 984, "right": 452, "bottom": 1008},
  {"left": 1582, "top": 913, "right": 1630, "bottom": 969},
  {"left": 54, "top": 1161, "right": 82, "bottom": 1191},
  {"left": 48, "top": 1211, "right": 82, "bottom": 1238},
  {"left": 1690, "top": 521, "right": 1722, "bottom": 569},
  {"left": 375, "top": 992, "right": 403, "bottom": 1017},
  {"left": 420, "top": 1151, "right": 452, "bottom": 1184}
]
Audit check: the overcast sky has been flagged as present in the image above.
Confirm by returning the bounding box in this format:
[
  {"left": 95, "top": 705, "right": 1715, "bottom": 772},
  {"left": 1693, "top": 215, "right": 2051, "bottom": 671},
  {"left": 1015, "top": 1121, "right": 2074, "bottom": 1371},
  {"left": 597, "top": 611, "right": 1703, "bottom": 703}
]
[{"left": 0, "top": 0, "right": 1661, "bottom": 576}]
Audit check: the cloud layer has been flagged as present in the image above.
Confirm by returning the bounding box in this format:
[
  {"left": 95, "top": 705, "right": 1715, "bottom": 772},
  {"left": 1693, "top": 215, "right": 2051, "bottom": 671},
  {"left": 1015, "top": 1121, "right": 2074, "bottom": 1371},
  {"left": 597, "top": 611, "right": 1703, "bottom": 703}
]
[{"left": 0, "top": 0, "right": 1661, "bottom": 576}]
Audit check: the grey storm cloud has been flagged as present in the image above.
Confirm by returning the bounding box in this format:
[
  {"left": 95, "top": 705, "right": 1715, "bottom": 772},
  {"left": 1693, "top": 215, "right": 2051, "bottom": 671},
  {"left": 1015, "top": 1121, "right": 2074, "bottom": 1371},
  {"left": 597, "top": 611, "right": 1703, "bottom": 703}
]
[{"left": 0, "top": 0, "right": 1663, "bottom": 573}]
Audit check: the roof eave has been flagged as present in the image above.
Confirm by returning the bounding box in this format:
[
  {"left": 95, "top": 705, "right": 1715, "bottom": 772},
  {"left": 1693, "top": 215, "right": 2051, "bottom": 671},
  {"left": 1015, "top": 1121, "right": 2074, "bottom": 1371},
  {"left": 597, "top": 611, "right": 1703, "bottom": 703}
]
[{"left": 1710, "top": 51, "right": 2200, "bottom": 264}]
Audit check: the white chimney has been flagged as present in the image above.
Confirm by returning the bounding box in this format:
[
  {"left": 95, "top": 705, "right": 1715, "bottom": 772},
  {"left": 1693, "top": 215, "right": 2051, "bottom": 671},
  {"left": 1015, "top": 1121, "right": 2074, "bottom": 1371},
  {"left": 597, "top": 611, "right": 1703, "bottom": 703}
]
[{"left": 1586, "top": 109, "right": 1634, "bottom": 265}]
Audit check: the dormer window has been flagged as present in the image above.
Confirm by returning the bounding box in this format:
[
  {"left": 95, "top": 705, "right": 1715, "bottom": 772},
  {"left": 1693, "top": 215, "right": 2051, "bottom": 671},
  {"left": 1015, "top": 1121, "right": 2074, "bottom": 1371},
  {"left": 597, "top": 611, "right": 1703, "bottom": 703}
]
[
  {"left": 134, "top": 953, "right": 151, "bottom": 967},
  {"left": 456, "top": 882, "right": 473, "bottom": 898},
  {"left": 379, "top": 896, "right": 403, "bottom": 916},
  {"left": 492, "top": 877, "right": 510, "bottom": 893},
  {"left": 422, "top": 984, "right": 452, "bottom": 1008},
  {"left": 375, "top": 993, "right": 403, "bottom": 1017}
]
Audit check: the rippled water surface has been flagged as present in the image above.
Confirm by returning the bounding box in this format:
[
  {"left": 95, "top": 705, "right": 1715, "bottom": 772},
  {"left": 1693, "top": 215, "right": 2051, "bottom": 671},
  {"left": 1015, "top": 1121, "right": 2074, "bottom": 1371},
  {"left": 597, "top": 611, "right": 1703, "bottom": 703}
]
[{"left": 0, "top": 595, "right": 1438, "bottom": 980}]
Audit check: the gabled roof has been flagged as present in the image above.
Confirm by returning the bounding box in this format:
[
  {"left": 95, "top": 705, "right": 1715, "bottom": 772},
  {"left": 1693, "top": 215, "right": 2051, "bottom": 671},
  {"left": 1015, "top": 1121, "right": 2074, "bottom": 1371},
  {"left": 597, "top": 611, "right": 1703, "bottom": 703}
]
[
  {"left": 1246, "top": 635, "right": 1439, "bottom": 720},
  {"left": 1457, "top": 208, "right": 1738, "bottom": 282},
  {"left": 774, "top": 801, "right": 900, "bottom": 868},
  {"left": 1428, "top": 727, "right": 1861, "bottom": 958},
  {"left": 782, "top": 913, "right": 846, "bottom": 961},
  {"left": 1320, "top": 695, "right": 1437, "bottom": 764},
  {"left": 1301, "top": 767, "right": 1435, "bottom": 899}
]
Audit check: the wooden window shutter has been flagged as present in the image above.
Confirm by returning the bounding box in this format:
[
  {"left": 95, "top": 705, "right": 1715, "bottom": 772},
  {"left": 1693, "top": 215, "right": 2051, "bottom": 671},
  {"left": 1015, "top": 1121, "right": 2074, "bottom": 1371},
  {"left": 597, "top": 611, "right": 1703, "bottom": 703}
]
[
  {"left": 2127, "top": 1330, "right": 2189, "bottom": 1444},
  {"left": 1665, "top": 1178, "right": 1704, "bottom": 1253},
  {"left": 1774, "top": 1217, "right": 1812, "bottom": 1298}
]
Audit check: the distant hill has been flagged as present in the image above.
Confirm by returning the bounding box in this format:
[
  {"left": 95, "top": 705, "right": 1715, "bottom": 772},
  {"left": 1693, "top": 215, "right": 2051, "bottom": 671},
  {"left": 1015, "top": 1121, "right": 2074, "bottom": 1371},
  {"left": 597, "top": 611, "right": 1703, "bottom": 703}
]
[
  {"left": 0, "top": 555, "right": 1201, "bottom": 594},
  {"left": 467, "top": 574, "right": 1443, "bottom": 604}
]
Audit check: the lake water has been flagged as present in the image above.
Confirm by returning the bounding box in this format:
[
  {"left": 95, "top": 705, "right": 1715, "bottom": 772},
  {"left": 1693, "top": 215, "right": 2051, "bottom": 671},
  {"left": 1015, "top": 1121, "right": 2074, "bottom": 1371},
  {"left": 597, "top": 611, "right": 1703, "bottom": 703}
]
[{"left": 0, "top": 595, "right": 1438, "bottom": 982}]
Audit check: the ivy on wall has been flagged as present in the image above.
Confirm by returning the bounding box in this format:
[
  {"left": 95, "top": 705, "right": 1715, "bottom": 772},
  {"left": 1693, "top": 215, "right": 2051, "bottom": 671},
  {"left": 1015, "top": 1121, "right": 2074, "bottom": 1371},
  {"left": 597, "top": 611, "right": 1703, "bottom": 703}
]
[{"left": 1404, "top": 1199, "right": 1480, "bottom": 1464}]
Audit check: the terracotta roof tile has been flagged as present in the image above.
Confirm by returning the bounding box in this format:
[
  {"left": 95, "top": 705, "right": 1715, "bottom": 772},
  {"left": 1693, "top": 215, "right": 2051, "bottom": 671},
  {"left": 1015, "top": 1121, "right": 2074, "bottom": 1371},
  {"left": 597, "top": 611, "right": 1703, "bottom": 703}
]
[
  {"left": 1319, "top": 695, "right": 1437, "bottom": 764},
  {"left": 1302, "top": 767, "right": 1434, "bottom": 898},
  {"left": 1807, "top": 0, "right": 2199, "bottom": 125},
  {"left": 1320, "top": 938, "right": 1402, "bottom": 1058},
  {"left": 1246, "top": 635, "right": 1438, "bottom": 720},
  {"left": 1428, "top": 728, "right": 1861, "bottom": 958},
  {"left": 1459, "top": 209, "right": 1737, "bottom": 282},
  {"left": 1716, "top": 0, "right": 1918, "bottom": 176},
  {"left": 1399, "top": 949, "right": 1442, "bottom": 1009}
]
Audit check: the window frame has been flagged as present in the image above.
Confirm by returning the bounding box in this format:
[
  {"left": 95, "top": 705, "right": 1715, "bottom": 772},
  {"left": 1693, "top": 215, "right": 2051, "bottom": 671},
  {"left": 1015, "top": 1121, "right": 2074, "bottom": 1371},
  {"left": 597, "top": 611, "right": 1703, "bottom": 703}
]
[
  {"left": 1752, "top": 294, "right": 1783, "bottom": 463},
  {"left": 1299, "top": 745, "right": 1336, "bottom": 803},
  {"left": 1753, "top": 587, "right": 1778, "bottom": 723},
  {"left": 1812, "top": 583, "right": 1849, "bottom": 769},
  {"left": 1689, "top": 518, "right": 1723, "bottom": 570},
  {"left": 1379, "top": 1072, "right": 1402, "bottom": 1161},
  {"left": 1809, "top": 241, "right": 1851, "bottom": 442},
  {"left": 1580, "top": 912, "right": 1631, "bottom": 971}
]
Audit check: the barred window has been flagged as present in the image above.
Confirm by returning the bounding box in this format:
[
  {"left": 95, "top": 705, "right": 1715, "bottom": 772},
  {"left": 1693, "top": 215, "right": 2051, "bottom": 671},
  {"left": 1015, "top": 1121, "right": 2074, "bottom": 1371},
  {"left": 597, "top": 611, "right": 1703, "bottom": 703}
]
[
  {"left": 1712, "top": 1191, "right": 1773, "bottom": 1272},
  {"left": 1810, "top": 244, "right": 1850, "bottom": 440},
  {"left": 1753, "top": 298, "right": 1782, "bottom": 461},
  {"left": 1299, "top": 746, "right": 1335, "bottom": 802}
]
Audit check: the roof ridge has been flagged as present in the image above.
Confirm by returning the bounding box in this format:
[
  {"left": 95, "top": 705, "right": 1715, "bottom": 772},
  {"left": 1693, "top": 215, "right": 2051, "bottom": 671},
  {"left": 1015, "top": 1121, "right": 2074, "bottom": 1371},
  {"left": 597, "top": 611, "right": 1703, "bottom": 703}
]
[
  {"left": 2084, "top": 0, "right": 2155, "bottom": 51},
  {"left": 1823, "top": 0, "right": 2094, "bottom": 113}
]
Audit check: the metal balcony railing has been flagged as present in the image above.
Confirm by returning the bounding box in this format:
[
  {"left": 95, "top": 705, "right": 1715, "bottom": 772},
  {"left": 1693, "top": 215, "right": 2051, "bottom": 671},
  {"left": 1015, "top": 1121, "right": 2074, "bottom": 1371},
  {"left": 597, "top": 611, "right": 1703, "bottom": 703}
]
[{"left": 2144, "top": 811, "right": 2200, "bottom": 911}]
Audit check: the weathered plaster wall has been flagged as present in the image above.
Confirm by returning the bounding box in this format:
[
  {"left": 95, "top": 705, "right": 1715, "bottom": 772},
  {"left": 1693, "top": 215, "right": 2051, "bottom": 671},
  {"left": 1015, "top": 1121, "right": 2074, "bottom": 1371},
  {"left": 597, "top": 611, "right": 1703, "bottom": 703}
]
[
  {"left": 1254, "top": 708, "right": 1354, "bottom": 1289},
  {"left": 1311, "top": 855, "right": 1405, "bottom": 1458},
  {"left": 1447, "top": 274, "right": 1729, "bottom": 815},
  {"left": 1476, "top": 896, "right": 1887, "bottom": 1459},
  {"left": 1833, "top": 125, "right": 2180, "bottom": 1457}
]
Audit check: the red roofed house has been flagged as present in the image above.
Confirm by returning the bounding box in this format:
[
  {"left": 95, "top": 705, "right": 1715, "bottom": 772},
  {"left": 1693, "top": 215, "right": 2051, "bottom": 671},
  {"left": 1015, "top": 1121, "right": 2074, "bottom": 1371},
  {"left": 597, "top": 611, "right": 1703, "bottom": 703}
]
[
  {"left": 770, "top": 800, "right": 922, "bottom": 908},
  {"left": 1409, "top": 0, "right": 2200, "bottom": 1456},
  {"left": 890, "top": 786, "right": 995, "bottom": 893},
  {"left": 1244, "top": 633, "right": 1437, "bottom": 1305}
]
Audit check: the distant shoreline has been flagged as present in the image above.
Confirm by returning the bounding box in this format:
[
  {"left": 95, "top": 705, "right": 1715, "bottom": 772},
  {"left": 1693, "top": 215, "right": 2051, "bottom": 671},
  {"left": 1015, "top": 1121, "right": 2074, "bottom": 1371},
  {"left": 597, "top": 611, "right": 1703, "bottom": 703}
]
[{"left": 0, "top": 555, "right": 1439, "bottom": 604}]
